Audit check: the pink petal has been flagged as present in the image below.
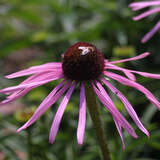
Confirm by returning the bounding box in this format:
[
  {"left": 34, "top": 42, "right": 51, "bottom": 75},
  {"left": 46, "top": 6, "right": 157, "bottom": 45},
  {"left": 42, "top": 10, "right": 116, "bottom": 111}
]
[
  {"left": 104, "top": 71, "right": 160, "bottom": 110},
  {"left": 5, "top": 72, "right": 58, "bottom": 99},
  {"left": 142, "top": 21, "right": 160, "bottom": 43},
  {"left": 108, "top": 52, "right": 150, "bottom": 64},
  {"left": 6, "top": 63, "right": 62, "bottom": 79},
  {"left": 96, "top": 79, "right": 126, "bottom": 149},
  {"left": 129, "top": 1, "right": 160, "bottom": 11},
  {"left": 1, "top": 71, "right": 65, "bottom": 105},
  {"left": 133, "top": 8, "right": 160, "bottom": 21},
  {"left": 95, "top": 80, "right": 115, "bottom": 106},
  {"left": 0, "top": 74, "right": 63, "bottom": 93},
  {"left": 92, "top": 82, "right": 138, "bottom": 138},
  {"left": 49, "top": 82, "right": 76, "bottom": 143},
  {"left": 95, "top": 81, "right": 126, "bottom": 148},
  {"left": 17, "top": 80, "right": 70, "bottom": 132},
  {"left": 77, "top": 82, "right": 86, "bottom": 146},
  {"left": 0, "top": 88, "right": 31, "bottom": 105},
  {"left": 106, "top": 63, "right": 160, "bottom": 79},
  {"left": 123, "top": 71, "right": 136, "bottom": 81},
  {"left": 101, "top": 78, "right": 149, "bottom": 136},
  {"left": 105, "top": 64, "right": 136, "bottom": 81},
  {"left": 113, "top": 117, "right": 125, "bottom": 150},
  {"left": 131, "top": 70, "right": 160, "bottom": 79}
]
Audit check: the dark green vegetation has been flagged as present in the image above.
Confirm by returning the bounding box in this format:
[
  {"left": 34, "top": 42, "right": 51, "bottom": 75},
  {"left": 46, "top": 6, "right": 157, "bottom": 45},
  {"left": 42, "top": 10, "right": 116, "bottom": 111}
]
[{"left": 0, "top": 0, "right": 160, "bottom": 159}]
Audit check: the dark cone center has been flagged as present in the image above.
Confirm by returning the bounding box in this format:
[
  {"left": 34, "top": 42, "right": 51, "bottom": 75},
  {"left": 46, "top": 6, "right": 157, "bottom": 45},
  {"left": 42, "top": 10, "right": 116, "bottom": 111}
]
[{"left": 62, "top": 42, "right": 105, "bottom": 81}]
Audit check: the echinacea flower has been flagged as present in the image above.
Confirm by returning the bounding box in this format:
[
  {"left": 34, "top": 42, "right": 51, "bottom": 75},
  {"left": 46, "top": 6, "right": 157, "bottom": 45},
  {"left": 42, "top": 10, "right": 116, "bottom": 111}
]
[
  {"left": 1, "top": 42, "right": 160, "bottom": 149},
  {"left": 129, "top": 0, "right": 160, "bottom": 43}
]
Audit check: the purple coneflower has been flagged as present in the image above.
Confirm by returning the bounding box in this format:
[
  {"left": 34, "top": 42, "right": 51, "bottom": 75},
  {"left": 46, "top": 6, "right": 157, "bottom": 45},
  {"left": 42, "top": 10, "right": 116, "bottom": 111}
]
[
  {"left": 1, "top": 42, "right": 160, "bottom": 149},
  {"left": 129, "top": 0, "right": 160, "bottom": 43}
]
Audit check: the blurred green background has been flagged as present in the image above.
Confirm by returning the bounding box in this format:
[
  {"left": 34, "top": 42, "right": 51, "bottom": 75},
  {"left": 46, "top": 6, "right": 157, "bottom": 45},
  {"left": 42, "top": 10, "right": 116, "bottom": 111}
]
[{"left": 0, "top": 0, "right": 160, "bottom": 160}]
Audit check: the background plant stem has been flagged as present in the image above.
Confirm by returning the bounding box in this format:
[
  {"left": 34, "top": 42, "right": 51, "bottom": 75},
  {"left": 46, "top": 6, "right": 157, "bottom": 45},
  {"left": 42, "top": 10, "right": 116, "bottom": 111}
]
[{"left": 85, "top": 82, "right": 111, "bottom": 160}]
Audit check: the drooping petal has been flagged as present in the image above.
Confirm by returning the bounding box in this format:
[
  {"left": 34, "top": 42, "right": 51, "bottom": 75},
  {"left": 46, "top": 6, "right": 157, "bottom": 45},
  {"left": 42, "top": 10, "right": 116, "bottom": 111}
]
[
  {"left": 101, "top": 78, "right": 149, "bottom": 136},
  {"left": 0, "top": 88, "right": 32, "bottom": 105},
  {"left": 104, "top": 71, "right": 160, "bottom": 110},
  {"left": 113, "top": 117, "right": 125, "bottom": 150},
  {"left": 108, "top": 52, "right": 150, "bottom": 64},
  {"left": 1, "top": 72, "right": 65, "bottom": 105},
  {"left": 92, "top": 82, "right": 138, "bottom": 138},
  {"left": 95, "top": 81, "right": 115, "bottom": 106},
  {"left": 131, "top": 70, "right": 160, "bottom": 79},
  {"left": 129, "top": 1, "right": 160, "bottom": 11},
  {"left": 106, "top": 63, "right": 160, "bottom": 80},
  {"left": 3, "top": 72, "right": 59, "bottom": 99},
  {"left": 95, "top": 81, "right": 126, "bottom": 148},
  {"left": 105, "top": 64, "right": 136, "bottom": 81},
  {"left": 142, "top": 21, "right": 160, "bottom": 43},
  {"left": 0, "top": 74, "right": 63, "bottom": 94},
  {"left": 17, "top": 80, "right": 70, "bottom": 132},
  {"left": 6, "top": 63, "right": 62, "bottom": 79},
  {"left": 49, "top": 82, "right": 76, "bottom": 143},
  {"left": 77, "top": 82, "right": 86, "bottom": 146},
  {"left": 123, "top": 71, "right": 136, "bottom": 81},
  {"left": 133, "top": 8, "right": 160, "bottom": 21}
]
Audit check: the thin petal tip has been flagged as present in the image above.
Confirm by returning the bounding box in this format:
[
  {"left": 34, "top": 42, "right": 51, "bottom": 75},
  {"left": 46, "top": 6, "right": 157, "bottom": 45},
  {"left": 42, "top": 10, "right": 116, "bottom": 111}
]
[
  {"left": 144, "top": 52, "right": 150, "bottom": 55},
  {"left": 141, "top": 38, "right": 147, "bottom": 43},
  {"left": 132, "top": 17, "right": 138, "bottom": 21},
  {"left": 16, "top": 129, "right": 21, "bottom": 133},
  {"left": 143, "top": 129, "right": 150, "bottom": 137},
  {"left": 146, "top": 132, "right": 150, "bottom": 137},
  {"left": 49, "top": 138, "right": 54, "bottom": 144},
  {"left": 49, "top": 134, "right": 55, "bottom": 144},
  {"left": 128, "top": 4, "right": 132, "bottom": 8},
  {"left": 134, "top": 135, "right": 138, "bottom": 139},
  {"left": 77, "top": 136, "right": 83, "bottom": 147},
  {"left": 17, "top": 127, "right": 25, "bottom": 132},
  {"left": 78, "top": 142, "right": 83, "bottom": 147},
  {"left": 147, "top": 133, "right": 150, "bottom": 138},
  {"left": 128, "top": 3, "right": 135, "bottom": 8},
  {"left": 0, "top": 90, "right": 4, "bottom": 94},
  {"left": 5, "top": 75, "right": 12, "bottom": 79},
  {"left": 122, "top": 145, "right": 125, "bottom": 150}
]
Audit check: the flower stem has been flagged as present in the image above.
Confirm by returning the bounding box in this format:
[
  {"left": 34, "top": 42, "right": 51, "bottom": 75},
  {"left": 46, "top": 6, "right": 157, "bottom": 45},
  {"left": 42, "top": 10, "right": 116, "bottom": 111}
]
[{"left": 84, "top": 82, "right": 111, "bottom": 160}]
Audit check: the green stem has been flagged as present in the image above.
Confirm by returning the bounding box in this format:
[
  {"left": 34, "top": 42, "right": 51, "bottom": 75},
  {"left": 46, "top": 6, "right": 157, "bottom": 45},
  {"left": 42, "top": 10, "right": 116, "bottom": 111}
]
[{"left": 84, "top": 82, "right": 111, "bottom": 160}]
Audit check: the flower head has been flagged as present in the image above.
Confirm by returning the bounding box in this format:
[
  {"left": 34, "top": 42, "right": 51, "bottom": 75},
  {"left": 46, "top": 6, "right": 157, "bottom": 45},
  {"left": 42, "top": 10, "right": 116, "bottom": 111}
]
[
  {"left": 1, "top": 42, "right": 160, "bottom": 149},
  {"left": 129, "top": 0, "right": 160, "bottom": 43}
]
